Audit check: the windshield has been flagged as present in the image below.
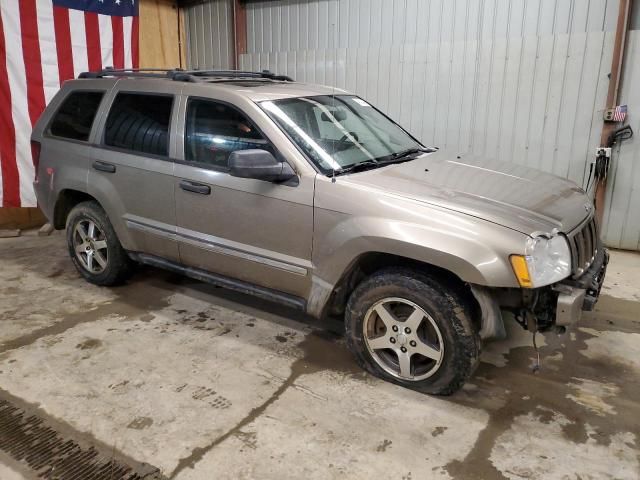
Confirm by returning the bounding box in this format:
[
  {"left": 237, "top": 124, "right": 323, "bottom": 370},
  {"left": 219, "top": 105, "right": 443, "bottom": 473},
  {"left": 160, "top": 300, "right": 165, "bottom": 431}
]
[{"left": 260, "top": 95, "right": 423, "bottom": 175}]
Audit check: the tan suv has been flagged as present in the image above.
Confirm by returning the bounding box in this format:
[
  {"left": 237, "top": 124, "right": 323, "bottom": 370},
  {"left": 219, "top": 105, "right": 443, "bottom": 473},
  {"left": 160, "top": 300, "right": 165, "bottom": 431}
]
[{"left": 32, "top": 68, "right": 608, "bottom": 395}]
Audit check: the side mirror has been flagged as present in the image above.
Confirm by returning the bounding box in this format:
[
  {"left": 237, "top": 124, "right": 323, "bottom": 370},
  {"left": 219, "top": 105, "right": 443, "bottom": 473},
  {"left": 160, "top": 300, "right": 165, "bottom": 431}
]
[{"left": 228, "top": 149, "right": 296, "bottom": 183}]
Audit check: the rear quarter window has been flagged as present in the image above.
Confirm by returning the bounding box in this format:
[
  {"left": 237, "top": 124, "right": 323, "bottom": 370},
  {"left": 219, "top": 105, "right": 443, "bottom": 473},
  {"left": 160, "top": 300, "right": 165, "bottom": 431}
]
[
  {"left": 104, "top": 93, "right": 173, "bottom": 156},
  {"left": 49, "top": 91, "right": 104, "bottom": 141}
]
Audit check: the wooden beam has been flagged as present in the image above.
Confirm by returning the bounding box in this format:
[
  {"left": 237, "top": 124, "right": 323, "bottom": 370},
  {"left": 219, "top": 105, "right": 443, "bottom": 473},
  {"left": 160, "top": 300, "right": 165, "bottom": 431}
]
[
  {"left": 233, "top": 0, "right": 247, "bottom": 69},
  {"left": 38, "top": 223, "right": 54, "bottom": 237},
  {"left": 139, "top": 0, "right": 183, "bottom": 69},
  {"left": 0, "top": 207, "right": 45, "bottom": 230},
  {"left": 0, "top": 229, "right": 21, "bottom": 238},
  {"left": 178, "top": 5, "right": 187, "bottom": 68}
]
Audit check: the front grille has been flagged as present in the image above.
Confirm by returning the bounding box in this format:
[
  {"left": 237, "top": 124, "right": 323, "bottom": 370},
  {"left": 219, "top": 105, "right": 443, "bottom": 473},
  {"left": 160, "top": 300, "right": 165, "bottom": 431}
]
[{"left": 567, "top": 216, "right": 598, "bottom": 278}]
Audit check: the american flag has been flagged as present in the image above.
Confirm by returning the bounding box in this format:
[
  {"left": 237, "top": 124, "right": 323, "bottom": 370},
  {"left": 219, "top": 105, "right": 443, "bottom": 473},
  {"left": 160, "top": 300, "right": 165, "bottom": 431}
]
[
  {"left": 0, "top": 0, "right": 139, "bottom": 207},
  {"left": 612, "top": 104, "right": 627, "bottom": 123}
]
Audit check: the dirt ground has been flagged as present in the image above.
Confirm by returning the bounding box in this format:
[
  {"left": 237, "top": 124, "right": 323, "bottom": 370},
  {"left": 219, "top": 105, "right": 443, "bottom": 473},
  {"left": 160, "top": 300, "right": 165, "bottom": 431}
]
[{"left": 0, "top": 230, "right": 639, "bottom": 479}]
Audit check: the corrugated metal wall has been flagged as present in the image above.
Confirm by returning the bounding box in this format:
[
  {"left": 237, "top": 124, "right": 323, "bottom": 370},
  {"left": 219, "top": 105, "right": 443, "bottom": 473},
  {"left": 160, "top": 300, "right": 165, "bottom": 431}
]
[
  {"left": 601, "top": 28, "right": 640, "bottom": 249},
  {"left": 241, "top": 0, "right": 618, "bottom": 186},
  {"left": 184, "top": 0, "right": 234, "bottom": 69},
  {"left": 185, "top": 0, "right": 640, "bottom": 250}
]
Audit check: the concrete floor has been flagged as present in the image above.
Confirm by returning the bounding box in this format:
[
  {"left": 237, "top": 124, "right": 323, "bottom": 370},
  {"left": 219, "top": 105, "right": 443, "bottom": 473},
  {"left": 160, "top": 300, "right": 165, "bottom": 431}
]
[{"left": 0, "top": 230, "right": 639, "bottom": 480}]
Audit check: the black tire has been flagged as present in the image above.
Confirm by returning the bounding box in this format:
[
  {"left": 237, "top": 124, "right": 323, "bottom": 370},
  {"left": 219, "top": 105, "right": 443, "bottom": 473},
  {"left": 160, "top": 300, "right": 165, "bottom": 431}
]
[
  {"left": 66, "top": 200, "right": 133, "bottom": 286},
  {"left": 345, "top": 268, "right": 480, "bottom": 395}
]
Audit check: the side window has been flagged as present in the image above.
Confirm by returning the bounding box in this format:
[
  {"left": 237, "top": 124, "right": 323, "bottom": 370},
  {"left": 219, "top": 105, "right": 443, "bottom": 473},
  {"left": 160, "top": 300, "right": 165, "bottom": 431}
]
[
  {"left": 185, "top": 99, "right": 271, "bottom": 169},
  {"left": 49, "top": 91, "right": 104, "bottom": 141},
  {"left": 105, "top": 93, "right": 173, "bottom": 156}
]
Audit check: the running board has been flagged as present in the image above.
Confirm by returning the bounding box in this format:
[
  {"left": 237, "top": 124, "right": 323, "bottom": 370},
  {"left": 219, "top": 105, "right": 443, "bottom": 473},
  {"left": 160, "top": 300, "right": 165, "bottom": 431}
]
[{"left": 132, "top": 253, "right": 307, "bottom": 312}]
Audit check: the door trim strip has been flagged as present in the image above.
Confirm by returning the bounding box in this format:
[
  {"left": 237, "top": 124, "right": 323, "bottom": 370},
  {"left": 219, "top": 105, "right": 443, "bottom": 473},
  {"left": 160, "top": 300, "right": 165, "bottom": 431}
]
[{"left": 125, "top": 217, "right": 309, "bottom": 276}]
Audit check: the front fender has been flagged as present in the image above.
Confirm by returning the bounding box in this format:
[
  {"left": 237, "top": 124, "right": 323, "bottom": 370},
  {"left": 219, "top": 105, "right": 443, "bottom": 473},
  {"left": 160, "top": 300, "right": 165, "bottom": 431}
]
[{"left": 308, "top": 203, "right": 527, "bottom": 318}]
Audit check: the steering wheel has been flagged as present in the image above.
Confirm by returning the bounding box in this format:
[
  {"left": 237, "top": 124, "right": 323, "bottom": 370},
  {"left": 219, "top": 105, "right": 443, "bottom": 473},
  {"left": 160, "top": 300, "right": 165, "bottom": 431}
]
[{"left": 337, "top": 132, "right": 359, "bottom": 150}]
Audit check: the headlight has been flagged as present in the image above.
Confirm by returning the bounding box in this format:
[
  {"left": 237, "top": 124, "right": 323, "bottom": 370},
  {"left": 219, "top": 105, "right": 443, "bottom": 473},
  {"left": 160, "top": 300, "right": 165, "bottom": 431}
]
[{"left": 510, "top": 234, "right": 571, "bottom": 288}]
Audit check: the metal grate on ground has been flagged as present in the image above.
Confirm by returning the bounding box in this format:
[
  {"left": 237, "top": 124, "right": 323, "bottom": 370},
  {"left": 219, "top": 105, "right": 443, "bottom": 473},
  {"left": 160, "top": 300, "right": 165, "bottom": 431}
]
[{"left": 0, "top": 399, "right": 165, "bottom": 480}]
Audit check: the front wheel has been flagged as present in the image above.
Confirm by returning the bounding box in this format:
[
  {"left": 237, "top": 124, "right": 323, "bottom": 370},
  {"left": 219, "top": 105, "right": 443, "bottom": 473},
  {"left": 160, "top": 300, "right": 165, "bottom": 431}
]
[{"left": 345, "top": 268, "right": 480, "bottom": 395}]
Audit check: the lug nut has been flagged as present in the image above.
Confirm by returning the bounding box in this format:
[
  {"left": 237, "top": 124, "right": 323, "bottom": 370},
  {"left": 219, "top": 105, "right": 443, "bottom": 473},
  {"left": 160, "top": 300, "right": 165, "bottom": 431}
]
[
  {"left": 400, "top": 346, "right": 407, "bottom": 353},
  {"left": 390, "top": 337, "right": 396, "bottom": 344},
  {"left": 410, "top": 340, "right": 416, "bottom": 347},
  {"left": 392, "top": 325, "right": 398, "bottom": 332},
  {"left": 404, "top": 327, "right": 411, "bottom": 334}
]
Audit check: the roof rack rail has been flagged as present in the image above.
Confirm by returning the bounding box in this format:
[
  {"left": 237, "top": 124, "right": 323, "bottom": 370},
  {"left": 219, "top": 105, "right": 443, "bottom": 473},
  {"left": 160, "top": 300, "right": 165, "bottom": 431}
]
[
  {"left": 78, "top": 67, "right": 295, "bottom": 82},
  {"left": 174, "top": 69, "right": 295, "bottom": 82},
  {"left": 78, "top": 67, "right": 174, "bottom": 79}
]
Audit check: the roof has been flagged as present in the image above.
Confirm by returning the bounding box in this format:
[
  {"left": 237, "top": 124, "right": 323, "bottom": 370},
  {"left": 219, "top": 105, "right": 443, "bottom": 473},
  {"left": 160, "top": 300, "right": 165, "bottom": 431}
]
[{"left": 75, "top": 68, "right": 350, "bottom": 102}]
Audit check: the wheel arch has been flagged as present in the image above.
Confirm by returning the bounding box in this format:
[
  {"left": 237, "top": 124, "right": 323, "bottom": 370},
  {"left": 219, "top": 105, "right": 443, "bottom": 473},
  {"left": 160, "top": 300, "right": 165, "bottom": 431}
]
[
  {"left": 312, "top": 251, "right": 483, "bottom": 331},
  {"left": 53, "top": 189, "right": 99, "bottom": 229}
]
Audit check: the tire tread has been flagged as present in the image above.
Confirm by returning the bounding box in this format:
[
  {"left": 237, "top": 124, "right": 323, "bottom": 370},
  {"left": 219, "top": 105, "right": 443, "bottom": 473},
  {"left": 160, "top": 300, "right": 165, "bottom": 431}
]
[{"left": 345, "top": 267, "right": 480, "bottom": 395}]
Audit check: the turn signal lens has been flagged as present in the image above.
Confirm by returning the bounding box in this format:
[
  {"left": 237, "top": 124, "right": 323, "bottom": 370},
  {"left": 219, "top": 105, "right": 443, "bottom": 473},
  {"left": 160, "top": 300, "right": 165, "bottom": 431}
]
[{"left": 510, "top": 255, "right": 533, "bottom": 288}]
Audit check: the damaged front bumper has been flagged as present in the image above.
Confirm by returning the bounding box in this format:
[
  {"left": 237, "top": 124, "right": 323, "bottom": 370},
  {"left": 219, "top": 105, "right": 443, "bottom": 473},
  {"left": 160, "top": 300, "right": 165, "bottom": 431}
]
[
  {"left": 554, "top": 246, "right": 609, "bottom": 326},
  {"left": 472, "top": 246, "right": 609, "bottom": 339}
]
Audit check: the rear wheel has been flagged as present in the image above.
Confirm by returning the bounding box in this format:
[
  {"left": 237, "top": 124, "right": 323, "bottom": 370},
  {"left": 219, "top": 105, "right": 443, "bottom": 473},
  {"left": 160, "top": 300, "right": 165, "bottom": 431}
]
[
  {"left": 66, "top": 201, "right": 133, "bottom": 286},
  {"left": 345, "top": 268, "right": 480, "bottom": 395}
]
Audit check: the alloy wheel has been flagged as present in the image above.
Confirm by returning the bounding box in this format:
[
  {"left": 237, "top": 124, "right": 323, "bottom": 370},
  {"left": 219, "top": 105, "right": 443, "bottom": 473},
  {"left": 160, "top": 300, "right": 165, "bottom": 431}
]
[
  {"left": 72, "top": 219, "right": 108, "bottom": 274},
  {"left": 363, "top": 297, "right": 444, "bottom": 381}
]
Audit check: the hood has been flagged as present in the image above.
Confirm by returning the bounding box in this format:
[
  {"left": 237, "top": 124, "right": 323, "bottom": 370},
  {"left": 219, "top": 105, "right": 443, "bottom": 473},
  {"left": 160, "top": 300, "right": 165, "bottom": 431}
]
[{"left": 343, "top": 150, "right": 592, "bottom": 235}]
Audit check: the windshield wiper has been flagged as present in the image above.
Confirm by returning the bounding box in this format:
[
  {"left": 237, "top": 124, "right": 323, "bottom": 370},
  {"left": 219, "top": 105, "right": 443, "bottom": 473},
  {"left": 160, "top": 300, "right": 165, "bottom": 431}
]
[
  {"left": 334, "top": 156, "right": 414, "bottom": 176},
  {"left": 334, "top": 147, "right": 437, "bottom": 176},
  {"left": 334, "top": 160, "right": 379, "bottom": 176},
  {"left": 391, "top": 146, "right": 437, "bottom": 160}
]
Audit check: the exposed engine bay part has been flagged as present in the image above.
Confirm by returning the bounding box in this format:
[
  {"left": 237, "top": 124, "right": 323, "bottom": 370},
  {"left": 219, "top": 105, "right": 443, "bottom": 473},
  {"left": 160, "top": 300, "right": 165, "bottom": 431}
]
[{"left": 509, "top": 288, "right": 556, "bottom": 334}]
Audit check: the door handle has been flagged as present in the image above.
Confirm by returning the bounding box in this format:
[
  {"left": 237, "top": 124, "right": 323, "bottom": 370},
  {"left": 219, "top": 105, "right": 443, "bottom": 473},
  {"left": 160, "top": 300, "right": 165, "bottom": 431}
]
[
  {"left": 179, "top": 180, "right": 211, "bottom": 195},
  {"left": 92, "top": 161, "right": 116, "bottom": 173}
]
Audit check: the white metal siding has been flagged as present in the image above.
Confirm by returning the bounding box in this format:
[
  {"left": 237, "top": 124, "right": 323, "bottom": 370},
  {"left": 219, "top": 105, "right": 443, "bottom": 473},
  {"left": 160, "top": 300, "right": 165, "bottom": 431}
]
[
  {"left": 186, "top": 0, "right": 640, "bottom": 250},
  {"left": 239, "top": 2, "right": 623, "bottom": 239},
  {"left": 601, "top": 29, "right": 640, "bottom": 249},
  {"left": 184, "top": 0, "right": 234, "bottom": 69},
  {"left": 242, "top": 0, "right": 617, "bottom": 185}
]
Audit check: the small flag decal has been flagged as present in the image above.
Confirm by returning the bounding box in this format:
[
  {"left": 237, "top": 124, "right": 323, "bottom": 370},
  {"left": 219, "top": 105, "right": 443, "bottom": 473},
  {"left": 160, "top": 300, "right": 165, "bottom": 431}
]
[{"left": 613, "top": 105, "right": 628, "bottom": 122}]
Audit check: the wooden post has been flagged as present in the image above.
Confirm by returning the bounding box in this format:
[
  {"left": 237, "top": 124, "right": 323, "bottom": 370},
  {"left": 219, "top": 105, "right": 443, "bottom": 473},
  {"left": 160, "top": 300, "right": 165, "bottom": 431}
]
[
  {"left": 233, "top": 0, "right": 247, "bottom": 70},
  {"left": 178, "top": 5, "right": 187, "bottom": 68},
  {"left": 139, "top": 0, "right": 184, "bottom": 69},
  {"left": 595, "top": 0, "right": 632, "bottom": 226}
]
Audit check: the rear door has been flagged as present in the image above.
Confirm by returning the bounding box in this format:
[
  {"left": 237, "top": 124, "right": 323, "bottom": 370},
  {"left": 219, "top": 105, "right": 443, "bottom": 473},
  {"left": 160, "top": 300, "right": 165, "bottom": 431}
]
[
  {"left": 33, "top": 83, "right": 111, "bottom": 220},
  {"left": 173, "top": 94, "right": 314, "bottom": 298},
  {"left": 87, "top": 81, "right": 181, "bottom": 260}
]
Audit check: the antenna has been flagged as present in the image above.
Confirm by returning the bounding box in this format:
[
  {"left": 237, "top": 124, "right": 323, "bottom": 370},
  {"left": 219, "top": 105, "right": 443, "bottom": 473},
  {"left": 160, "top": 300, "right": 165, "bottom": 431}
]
[{"left": 331, "top": 18, "right": 338, "bottom": 183}]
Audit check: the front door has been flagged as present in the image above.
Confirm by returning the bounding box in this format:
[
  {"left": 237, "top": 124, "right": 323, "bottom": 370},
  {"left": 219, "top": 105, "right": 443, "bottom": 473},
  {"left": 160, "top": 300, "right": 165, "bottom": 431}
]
[{"left": 174, "top": 97, "right": 314, "bottom": 298}]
